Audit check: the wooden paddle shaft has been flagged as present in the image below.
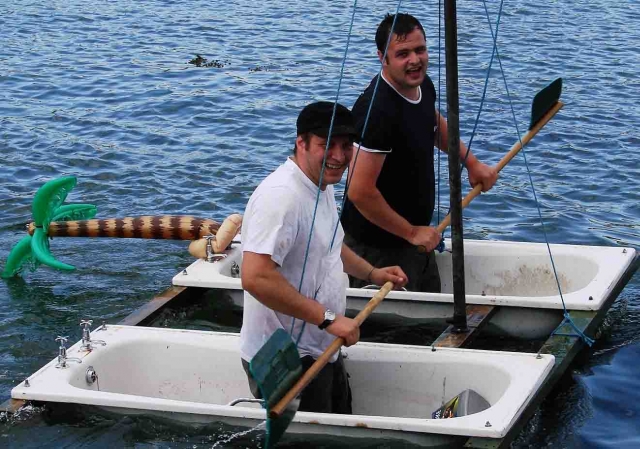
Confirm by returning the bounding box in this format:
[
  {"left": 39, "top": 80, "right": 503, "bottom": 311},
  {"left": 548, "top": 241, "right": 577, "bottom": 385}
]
[
  {"left": 269, "top": 280, "right": 395, "bottom": 418},
  {"left": 436, "top": 100, "right": 565, "bottom": 234}
]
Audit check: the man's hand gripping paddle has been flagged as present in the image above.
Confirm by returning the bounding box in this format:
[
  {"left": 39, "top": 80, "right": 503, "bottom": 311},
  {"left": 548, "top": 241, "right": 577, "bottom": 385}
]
[
  {"left": 250, "top": 281, "right": 395, "bottom": 448},
  {"left": 420, "top": 78, "right": 564, "bottom": 252}
]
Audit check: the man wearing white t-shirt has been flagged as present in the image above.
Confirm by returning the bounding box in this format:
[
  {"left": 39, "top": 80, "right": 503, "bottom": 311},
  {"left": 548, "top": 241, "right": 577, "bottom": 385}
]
[{"left": 240, "top": 101, "right": 407, "bottom": 414}]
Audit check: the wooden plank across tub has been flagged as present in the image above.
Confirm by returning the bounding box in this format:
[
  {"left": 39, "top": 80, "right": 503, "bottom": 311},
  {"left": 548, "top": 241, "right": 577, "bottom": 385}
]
[{"left": 432, "top": 304, "right": 497, "bottom": 348}]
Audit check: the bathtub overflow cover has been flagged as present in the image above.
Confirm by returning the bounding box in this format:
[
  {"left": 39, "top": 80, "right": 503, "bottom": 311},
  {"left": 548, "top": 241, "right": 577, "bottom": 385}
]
[{"left": 86, "top": 366, "right": 98, "bottom": 385}]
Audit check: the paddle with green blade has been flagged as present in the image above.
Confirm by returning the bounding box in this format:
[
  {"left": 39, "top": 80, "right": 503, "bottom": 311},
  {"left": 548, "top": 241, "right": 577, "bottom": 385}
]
[
  {"left": 436, "top": 77, "right": 564, "bottom": 233},
  {"left": 250, "top": 280, "right": 395, "bottom": 448}
]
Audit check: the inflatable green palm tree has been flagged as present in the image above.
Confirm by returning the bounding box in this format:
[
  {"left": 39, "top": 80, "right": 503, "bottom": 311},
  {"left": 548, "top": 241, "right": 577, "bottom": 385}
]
[{"left": 2, "top": 176, "right": 96, "bottom": 278}]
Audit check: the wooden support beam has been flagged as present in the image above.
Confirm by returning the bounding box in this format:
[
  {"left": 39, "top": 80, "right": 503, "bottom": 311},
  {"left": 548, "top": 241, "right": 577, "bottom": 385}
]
[
  {"left": 432, "top": 305, "right": 497, "bottom": 348},
  {"left": 464, "top": 310, "right": 596, "bottom": 448},
  {"left": 118, "top": 285, "right": 203, "bottom": 326},
  {"left": 464, "top": 252, "right": 639, "bottom": 448},
  {"left": 0, "top": 398, "right": 27, "bottom": 414}
]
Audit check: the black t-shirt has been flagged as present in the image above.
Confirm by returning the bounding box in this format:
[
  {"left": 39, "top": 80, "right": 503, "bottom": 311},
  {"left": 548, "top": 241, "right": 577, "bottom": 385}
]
[{"left": 341, "top": 74, "right": 437, "bottom": 248}]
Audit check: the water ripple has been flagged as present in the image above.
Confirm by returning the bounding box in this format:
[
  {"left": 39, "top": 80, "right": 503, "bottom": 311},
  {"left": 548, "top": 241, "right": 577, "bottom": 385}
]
[{"left": 1, "top": 0, "right": 639, "bottom": 448}]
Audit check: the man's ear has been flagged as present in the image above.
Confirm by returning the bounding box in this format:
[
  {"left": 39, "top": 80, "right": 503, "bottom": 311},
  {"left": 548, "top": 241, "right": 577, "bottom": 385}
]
[
  {"left": 377, "top": 50, "right": 386, "bottom": 65},
  {"left": 295, "top": 135, "right": 305, "bottom": 152}
]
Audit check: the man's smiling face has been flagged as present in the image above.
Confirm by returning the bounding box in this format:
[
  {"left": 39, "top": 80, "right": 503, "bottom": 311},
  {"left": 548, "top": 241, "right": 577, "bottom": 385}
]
[
  {"left": 295, "top": 133, "right": 354, "bottom": 189},
  {"left": 380, "top": 27, "right": 428, "bottom": 98}
]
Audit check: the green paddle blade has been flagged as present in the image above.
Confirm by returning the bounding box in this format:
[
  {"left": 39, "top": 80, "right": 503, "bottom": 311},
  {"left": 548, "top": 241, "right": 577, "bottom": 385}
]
[
  {"left": 530, "top": 78, "right": 562, "bottom": 130},
  {"left": 1, "top": 236, "right": 36, "bottom": 279},
  {"left": 250, "top": 328, "right": 303, "bottom": 448},
  {"left": 31, "top": 227, "right": 75, "bottom": 272},
  {"left": 32, "top": 176, "right": 77, "bottom": 228},
  {"left": 51, "top": 203, "right": 98, "bottom": 222},
  {"left": 266, "top": 395, "right": 300, "bottom": 449}
]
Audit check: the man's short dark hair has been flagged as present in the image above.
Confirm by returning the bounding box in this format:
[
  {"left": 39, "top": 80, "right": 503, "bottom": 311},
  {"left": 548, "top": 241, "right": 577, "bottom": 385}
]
[
  {"left": 292, "top": 101, "right": 356, "bottom": 154},
  {"left": 296, "top": 101, "right": 356, "bottom": 138},
  {"left": 375, "top": 13, "right": 426, "bottom": 53},
  {"left": 292, "top": 133, "right": 311, "bottom": 155}
]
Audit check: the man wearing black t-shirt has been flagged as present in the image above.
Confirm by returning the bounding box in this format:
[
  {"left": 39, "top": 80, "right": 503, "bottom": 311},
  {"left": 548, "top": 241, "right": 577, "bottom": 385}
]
[{"left": 341, "top": 13, "right": 498, "bottom": 292}]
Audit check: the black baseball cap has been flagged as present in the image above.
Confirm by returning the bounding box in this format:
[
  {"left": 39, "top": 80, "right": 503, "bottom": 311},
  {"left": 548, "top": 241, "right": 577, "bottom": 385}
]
[{"left": 296, "top": 101, "right": 357, "bottom": 139}]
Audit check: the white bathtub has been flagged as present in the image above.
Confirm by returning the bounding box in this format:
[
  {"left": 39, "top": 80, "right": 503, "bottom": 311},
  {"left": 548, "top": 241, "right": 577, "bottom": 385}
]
[
  {"left": 172, "top": 238, "right": 637, "bottom": 338},
  {"left": 12, "top": 325, "right": 554, "bottom": 447}
]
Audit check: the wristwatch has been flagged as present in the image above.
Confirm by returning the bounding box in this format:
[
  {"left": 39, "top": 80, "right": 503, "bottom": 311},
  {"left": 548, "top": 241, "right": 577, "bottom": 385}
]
[{"left": 318, "top": 309, "right": 336, "bottom": 330}]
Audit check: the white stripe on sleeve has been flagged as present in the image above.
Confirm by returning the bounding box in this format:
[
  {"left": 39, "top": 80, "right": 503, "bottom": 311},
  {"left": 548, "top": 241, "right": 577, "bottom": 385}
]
[{"left": 353, "top": 143, "right": 392, "bottom": 154}]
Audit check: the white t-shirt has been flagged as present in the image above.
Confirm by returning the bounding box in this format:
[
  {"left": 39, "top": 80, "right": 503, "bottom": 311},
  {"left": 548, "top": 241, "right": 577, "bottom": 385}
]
[{"left": 239, "top": 158, "right": 346, "bottom": 363}]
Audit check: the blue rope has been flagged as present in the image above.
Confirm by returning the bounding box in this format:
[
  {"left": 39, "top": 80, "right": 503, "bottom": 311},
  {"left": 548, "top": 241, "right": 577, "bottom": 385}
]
[
  {"left": 441, "top": 0, "right": 502, "bottom": 225},
  {"left": 336, "top": 2, "right": 403, "bottom": 226},
  {"left": 315, "top": 3, "right": 404, "bottom": 349},
  {"left": 291, "top": 0, "right": 361, "bottom": 345},
  {"left": 435, "top": 235, "right": 445, "bottom": 253},
  {"left": 437, "top": 0, "right": 443, "bottom": 225},
  {"left": 436, "top": 1, "right": 501, "bottom": 253},
  {"left": 480, "top": 1, "right": 593, "bottom": 346},
  {"left": 289, "top": 0, "right": 592, "bottom": 352},
  {"left": 552, "top": 315, "right": 595, "bottom": 346},
  {"left": 460, "top": 0, "right": 504, "bottom": 170}
]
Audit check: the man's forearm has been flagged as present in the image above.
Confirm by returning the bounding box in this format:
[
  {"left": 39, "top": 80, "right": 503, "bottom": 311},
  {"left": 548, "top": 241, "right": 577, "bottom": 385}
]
[
  {"left": 243, "top": 265, "right": 325, "bottom": 325},
  {"left": 436, "top": 112, "right": 479, "bottom": 168},
  {"left": 349, "top": 188, "right": 414, "bottom": 243},
  {"left": 435, "top": 112, "right": 449, "bottom": 151},
  {"left": 341, "top": 243, "right": 375, "bottom": 281}
]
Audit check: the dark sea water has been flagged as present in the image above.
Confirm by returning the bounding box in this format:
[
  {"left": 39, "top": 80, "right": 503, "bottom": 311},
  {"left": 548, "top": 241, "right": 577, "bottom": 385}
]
[{"left": 1, "top": 0, "right": 639, "bottom": 447}]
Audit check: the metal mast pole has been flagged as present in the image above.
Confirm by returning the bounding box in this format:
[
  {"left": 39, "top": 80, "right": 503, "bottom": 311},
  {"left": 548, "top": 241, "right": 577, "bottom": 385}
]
[{"left": 443, "top": 0, "right": 467, "bottom": 331}]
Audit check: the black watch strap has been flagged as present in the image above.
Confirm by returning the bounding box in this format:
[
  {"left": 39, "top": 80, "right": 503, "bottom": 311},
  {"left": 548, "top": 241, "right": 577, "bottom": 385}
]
[{"left": 318, "top": 309, "right": 336, "bottom": 330}]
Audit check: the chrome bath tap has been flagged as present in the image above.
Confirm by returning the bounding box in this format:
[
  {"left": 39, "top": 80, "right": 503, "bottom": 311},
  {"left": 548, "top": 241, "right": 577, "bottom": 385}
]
[
  {"left": 55, "top": 336, "right": 81, "bottom": 368},
  {"left": 79, "top": 320, "right": 106, "bottom": 351}
]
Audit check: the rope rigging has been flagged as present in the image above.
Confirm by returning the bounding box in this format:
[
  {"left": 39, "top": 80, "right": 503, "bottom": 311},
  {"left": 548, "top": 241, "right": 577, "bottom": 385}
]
[
  {"left": 292, "top": 0, "right": 592, "bottom": 347},
  {"left": 291, "top": 0, "right": 366, "bottom": 343}
]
